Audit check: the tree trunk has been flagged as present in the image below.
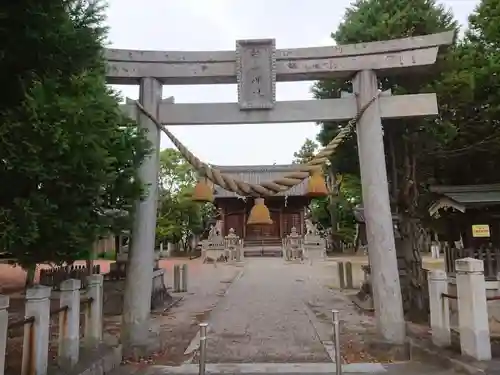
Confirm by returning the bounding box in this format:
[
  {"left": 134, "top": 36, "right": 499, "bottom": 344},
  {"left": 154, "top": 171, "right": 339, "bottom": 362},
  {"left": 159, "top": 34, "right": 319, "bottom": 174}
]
[
  {"left": 87, "top": 242, "right": 97, "bottom": 276},
  {"left": 24, "top": 264, "right": 36, "bottom": 290},
  {"left": 114, "top": 234, "right": 121, "bottom": 261},
  {"left": 398, "top": 135, "right": 428, "bottom": 321},
  {"left": 400, "top": 216, "right": 428, "bottom": 321},
  {"left": 327, "top": 168, "right": 341, "bottom": 252}
]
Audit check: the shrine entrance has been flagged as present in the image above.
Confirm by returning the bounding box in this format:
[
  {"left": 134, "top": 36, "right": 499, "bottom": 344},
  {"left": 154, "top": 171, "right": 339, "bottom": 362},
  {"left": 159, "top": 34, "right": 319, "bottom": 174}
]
[
  {"left": 246, "top": 215, "right": 280, "bottom": 239},
  {"left": 105, "top": 31, "right": 454, "bottom": 347}
]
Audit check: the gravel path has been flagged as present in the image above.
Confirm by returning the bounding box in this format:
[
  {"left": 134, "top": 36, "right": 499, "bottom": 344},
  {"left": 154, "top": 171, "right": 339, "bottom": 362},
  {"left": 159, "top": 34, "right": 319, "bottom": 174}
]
[{"left": 204, "top": 258, "right": 332, "bottom": 363}]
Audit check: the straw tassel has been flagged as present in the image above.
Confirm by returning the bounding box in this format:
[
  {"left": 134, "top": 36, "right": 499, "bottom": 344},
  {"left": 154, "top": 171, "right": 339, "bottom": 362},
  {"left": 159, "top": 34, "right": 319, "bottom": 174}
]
[
  {"left": 306, "top": 168, "right": 329, "bottom": 197},
  {"left": 191, "top": 177, "right": 214, "bottom": 202},
  {"left": 247, "top": 198, "right": 273, "bottom": 225}
]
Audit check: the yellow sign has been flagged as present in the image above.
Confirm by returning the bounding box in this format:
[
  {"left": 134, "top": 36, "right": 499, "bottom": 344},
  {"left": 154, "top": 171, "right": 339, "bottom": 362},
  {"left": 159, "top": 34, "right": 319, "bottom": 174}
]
[{"left": 472, "top": 224, "right": 490, "bottom": 238}]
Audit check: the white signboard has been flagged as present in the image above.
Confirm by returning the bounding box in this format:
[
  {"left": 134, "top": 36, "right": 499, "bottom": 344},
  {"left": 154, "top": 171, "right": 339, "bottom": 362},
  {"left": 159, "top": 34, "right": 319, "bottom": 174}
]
[{"left": 236, "top": 39, "right": 276, "bottom": 110}]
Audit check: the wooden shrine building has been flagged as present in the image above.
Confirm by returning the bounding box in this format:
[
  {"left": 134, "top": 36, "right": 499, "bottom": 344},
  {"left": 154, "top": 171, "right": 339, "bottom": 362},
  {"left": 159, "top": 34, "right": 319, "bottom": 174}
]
[
  {"left": 213, "top": 165, "right": 309, "bottom": 247},
  {"left": 429, "top": 184, "right": 500, "bottom": 280}
]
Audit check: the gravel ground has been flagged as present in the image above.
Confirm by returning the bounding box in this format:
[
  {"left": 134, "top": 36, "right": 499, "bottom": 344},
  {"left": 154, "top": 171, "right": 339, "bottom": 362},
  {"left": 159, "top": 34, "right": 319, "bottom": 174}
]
[{"left": 122, "top": 260, "right": 243, "bottom": 367}]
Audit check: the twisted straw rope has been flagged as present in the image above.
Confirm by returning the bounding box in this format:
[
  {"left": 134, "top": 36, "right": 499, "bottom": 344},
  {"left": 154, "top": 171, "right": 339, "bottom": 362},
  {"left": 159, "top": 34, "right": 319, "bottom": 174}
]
[{"left": 135, "top": 91, "right": 381, "bottom": 197}]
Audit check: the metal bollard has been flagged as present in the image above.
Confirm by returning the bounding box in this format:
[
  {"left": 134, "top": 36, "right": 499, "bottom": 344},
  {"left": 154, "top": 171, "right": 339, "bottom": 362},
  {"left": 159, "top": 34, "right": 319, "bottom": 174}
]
[
  {"left": 345, "top": 261, "right": 353, "bottom": 289},
  {"left": 332, "top": 309, "right": 342, "bottom": 375},
  {"left": 173, "top": 264, "right": 180, "bottom": 292},
  {"left": 338, "top": 262, "right": 345, "bottom": 289},
  {"left": 199, "top": 322, "right": 208, "bottom": 375},
  {"left": 181, "top": 264, "right": 188, "bottom": 292}
]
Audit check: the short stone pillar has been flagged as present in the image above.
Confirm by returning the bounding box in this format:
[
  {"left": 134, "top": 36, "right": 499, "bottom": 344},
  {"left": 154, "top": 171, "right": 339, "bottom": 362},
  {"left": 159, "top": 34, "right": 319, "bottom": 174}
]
[
  {"left": 428, "top": 270, "right": 450, "bottom": 347},
  {"left": 58, "top": 279, "right": 82, "bottom": 368},
  {"left": 153, "top": 251, "right": 160, "bottom": 269},
  {"left": 455, "top": 257, "right": 491, "bottom": 360},
  {"left": 85, "top": 274, "right": 103, "bottom": 347},
  {"left": 173, "top": 264, "right": 181, "bottom": 293},
  {"left": 303, "top": 235, "right": 325, "bottom": 265},
  {"left": 0, "top": 295, "right": 9, "bottom": 375},
  {"left": 22, "top": 285, "right": 51, "bottom": 375},
  {"left": 180, "top": 264, "right": 188, "bottom": 292}
]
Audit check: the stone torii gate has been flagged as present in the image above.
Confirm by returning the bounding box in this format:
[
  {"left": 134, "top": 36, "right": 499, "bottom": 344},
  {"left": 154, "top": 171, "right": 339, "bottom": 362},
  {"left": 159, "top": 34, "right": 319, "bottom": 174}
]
[{"left": 105, "top": 31, "right": 454, "bottom": 349}]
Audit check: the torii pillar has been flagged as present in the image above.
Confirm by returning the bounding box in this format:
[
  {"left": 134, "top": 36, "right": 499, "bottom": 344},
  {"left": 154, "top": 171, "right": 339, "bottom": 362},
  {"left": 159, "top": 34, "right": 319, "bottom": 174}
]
[
  {"left": 121, "top": 78, "right": 162, "bottom": 351},
  {"left": 354, "top": 71, "right": 405, "bottom": 343}
]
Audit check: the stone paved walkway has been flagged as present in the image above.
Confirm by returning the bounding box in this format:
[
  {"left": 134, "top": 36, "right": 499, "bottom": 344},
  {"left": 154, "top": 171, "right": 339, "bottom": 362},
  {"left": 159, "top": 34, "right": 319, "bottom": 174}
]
[{"left": 201, "top": 258, "right": 335, "bottom": 363}]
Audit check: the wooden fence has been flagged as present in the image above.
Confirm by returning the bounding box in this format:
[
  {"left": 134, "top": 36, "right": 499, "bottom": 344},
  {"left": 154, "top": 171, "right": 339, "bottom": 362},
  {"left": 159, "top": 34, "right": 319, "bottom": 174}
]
[
  {"left": 39, "top": 265, "right": 101, "bottom": 290},
  {"left": 445, "top": 246, "right": 500, "bottom": 280}
]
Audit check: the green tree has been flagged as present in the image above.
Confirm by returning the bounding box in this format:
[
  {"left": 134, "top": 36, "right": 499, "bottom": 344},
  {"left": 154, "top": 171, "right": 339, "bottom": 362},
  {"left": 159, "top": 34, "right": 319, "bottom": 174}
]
[
  {"left": 428, "top": 0, "right": 500, "bottom": 186},
  {"left": 156, "top": 148, "right": 215, "bottom": 250},
  {"left": 310, "top": 173, "right": 362, "bottom": 246},
  {"left": 0, "top": 1, "right": 150, "bottom": 273},
  {"left": 159, "top": 148, "right": 196, "bottom": 193},
  {"left": 292, "top": 138, "right": 318, "bottom": 164},
  {"left": 313, "top": 0, "right": 457, "bottom": 315}
]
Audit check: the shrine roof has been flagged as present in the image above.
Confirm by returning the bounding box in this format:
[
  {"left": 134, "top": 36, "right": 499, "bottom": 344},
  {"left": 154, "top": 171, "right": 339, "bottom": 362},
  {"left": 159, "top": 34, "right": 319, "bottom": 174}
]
[
  {"left": 429, "top": 184, "right": 500, "bottom": 206},
  {"left": 427, "top": 184, "right": 500, "bottom": 217},
  {"left": 212, "top": 164, "right": 308, "bottom": 198}
]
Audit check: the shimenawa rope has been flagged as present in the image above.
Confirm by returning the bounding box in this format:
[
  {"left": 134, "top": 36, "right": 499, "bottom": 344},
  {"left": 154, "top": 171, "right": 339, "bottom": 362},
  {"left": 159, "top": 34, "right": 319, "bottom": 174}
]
[{"left": 134, "top": 90, "right": 381, "bottom": 197}]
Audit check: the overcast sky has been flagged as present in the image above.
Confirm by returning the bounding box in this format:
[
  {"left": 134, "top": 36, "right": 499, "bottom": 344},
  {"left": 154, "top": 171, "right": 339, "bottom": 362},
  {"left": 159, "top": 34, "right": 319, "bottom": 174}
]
[{"left": 106, "top": 0, "right": 478, "bottom": 166}]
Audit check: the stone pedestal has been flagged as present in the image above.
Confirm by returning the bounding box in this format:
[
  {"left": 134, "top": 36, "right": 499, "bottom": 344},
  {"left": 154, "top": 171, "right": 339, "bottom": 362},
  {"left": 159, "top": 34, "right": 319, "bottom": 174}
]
[
  {"left": 85, "top": 275, "right": 104, "bottom": 347},
  {"left": 303, "top": 235, "right": 326, "bottom": 264},
  {"left": 23, "top": 286, "right": 51, "bottom": 375},
  {"left": 0, "top": 295, "right": 8, "bottom": 375},
  {"left": 456, "top": 258, "right": 491, "bottom": 360},
  {"left": 58, "top": 279, "right": 82, "bottom": 367},
  {"left": 428, "top": 270, "right": 450, "bottom": 347},
  {"left": 225, "top": 228, "right": 242, "bottom": 263}
]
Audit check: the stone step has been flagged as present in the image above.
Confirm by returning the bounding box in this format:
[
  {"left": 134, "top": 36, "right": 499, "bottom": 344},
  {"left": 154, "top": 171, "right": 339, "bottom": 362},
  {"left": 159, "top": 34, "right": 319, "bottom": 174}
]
[
  {"left": 244, "top": 245, "right": 283, "bottom": 257},
  {"left": 244, "top": 238, "right": 283, "bottom": 247},
  {"left": 244, "top": 250, "right": 282, "bottom": 257},
  {"left": 107, "top": 361, "right": 459, "bottom": 375}
]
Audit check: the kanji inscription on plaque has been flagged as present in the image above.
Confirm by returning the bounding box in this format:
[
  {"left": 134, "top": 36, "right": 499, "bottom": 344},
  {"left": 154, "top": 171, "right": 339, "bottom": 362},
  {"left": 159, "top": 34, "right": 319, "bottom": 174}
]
[{"left": 236, "top": 39, "right": 276, "bottom": 110}]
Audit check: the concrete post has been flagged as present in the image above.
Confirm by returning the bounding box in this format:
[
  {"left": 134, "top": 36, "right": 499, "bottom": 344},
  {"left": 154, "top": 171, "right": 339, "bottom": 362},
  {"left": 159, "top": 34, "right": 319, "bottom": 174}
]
[
  {"left": 240, "top": 241, "right": 245, "bottom": 261},
  {"left": 345, "top": 262, "right": 354, "bottom": 289},
  {"left": 22, "top": 285, "right": 51, "bottom": 375},
  {"left": 338, "top": 261, "right": 345, "bottom": 289},
  {"left": 173, "top": 265, "right": 180, "bottom": 293},
  {"left": 428, "top": 270, "right": 451, "bottom": 347},
  {"left": 58, "top": 279, "right": 82, "bottom": 367},
  {"left": 181, "top": 264, "right": 188, "bottom": 292},
  {"left": 353, "top": 70, "right": 405, "bottom": 344},
  {"left": 0, "top": 295, "right": 9, "bottom": 375},
  {"left": 122, "top": 77, "right": 163, "bottom": 348},
  {"left": 455, "top": 258, "right": 491, "bottom": 360},
  {"left": 85, "top": 274, "right": 103, "bottom": 347}
]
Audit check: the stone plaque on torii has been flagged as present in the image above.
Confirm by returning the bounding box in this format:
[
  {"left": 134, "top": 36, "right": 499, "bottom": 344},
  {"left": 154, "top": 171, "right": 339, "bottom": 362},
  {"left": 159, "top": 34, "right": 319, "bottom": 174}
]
[
  {"left": 105, "top": 31, "right": 454, "bottom": 347},
  {"left": 236, "top": 39, "right": 276, "bottom": 110}
]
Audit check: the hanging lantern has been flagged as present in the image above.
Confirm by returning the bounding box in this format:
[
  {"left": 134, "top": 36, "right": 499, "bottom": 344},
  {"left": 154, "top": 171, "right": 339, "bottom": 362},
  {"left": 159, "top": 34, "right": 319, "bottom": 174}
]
[
  {"left": 247, "top": 198, "right": 273, "bottom": 225},
  {"left": 191, "top": 177, "right": 214, "bottom": 202},
  {"left": 306, "top": 168, "right": 329, "bottom": 198}
]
